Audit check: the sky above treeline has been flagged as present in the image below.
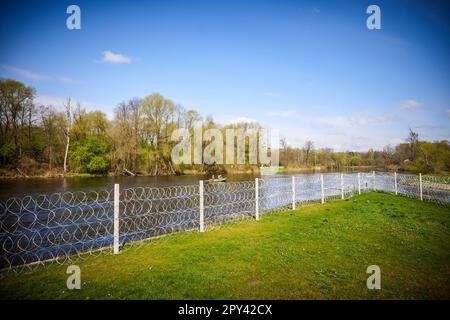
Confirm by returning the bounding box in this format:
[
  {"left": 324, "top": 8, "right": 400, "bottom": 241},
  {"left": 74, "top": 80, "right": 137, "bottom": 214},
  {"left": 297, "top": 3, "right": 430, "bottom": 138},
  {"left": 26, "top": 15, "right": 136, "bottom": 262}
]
[{"left": 1, "top": 0, "right": 449, "bottom": 151}]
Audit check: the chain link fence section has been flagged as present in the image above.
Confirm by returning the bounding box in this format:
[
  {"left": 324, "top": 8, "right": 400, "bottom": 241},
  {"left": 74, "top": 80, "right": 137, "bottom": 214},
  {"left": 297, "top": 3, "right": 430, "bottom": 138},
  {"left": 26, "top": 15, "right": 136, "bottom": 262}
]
[
  {"left": 0, "top": 188, "right": 114, "bottom": 272},
  {"left": 360, "top": 172, "right": 375, "bottom": 192},
  {"left": 371, "top": 171, "right": 394, "bottom": 194},
  {"left": 396, "top": 173, "right": 421, "bottom": 199},
  {"left": 1, "top": 172, "right": 449, "bottom": 273},
  {"left": 323, "top": 173, "right": 340, "bottom": 202},
  {"left": 421, "top": 175, "right": 450, "bottom": 202}
]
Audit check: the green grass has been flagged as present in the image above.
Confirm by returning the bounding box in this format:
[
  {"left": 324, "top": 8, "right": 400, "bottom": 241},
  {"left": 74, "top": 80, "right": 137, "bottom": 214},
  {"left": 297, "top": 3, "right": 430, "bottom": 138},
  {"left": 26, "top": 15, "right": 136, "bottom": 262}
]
[{"left": 1, "top": 192, "right": 449, "bottom": 300}]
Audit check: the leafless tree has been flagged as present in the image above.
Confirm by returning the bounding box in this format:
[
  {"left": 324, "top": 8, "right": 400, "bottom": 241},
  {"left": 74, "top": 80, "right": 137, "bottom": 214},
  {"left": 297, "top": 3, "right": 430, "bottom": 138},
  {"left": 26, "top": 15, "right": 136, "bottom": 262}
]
[
  {"left": 63, "top": 98, "right": 73, "bottom": 174},
  {"left": 304, "top": 140, "right": 314, "bottom": 166}
]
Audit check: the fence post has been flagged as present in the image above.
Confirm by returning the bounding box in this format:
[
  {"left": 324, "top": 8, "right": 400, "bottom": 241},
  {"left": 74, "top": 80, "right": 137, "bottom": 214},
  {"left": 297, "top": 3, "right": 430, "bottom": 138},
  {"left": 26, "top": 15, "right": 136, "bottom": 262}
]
[
  {"left": 340, "top": 173, "right": 344, "bottom": 199},
  {"left": 255, "top": 178, "right": 259, "bottom": 220},
  {"left": 292, "top": 176, "right": 296, "bottom": 210},
  {"left": 419, "top": 173, "right": 423, "bottom": 201},
  {"left": 113, "top": 183, "right": 120, "bottom": 254},
  {"left": 320, "top": 174, "right": 324, "bottom": 204},
  {"left": 373, "top": 171, "right": 376, "bottom": 191},
  {"left": 357, "top": 172, "right": 361, "bottom": 195},
  {"left": 394, "top": 172, "right": 398, "bottom": 195},
  {"left": 199, "top": 180, "right": 205, "bottom": 232}
]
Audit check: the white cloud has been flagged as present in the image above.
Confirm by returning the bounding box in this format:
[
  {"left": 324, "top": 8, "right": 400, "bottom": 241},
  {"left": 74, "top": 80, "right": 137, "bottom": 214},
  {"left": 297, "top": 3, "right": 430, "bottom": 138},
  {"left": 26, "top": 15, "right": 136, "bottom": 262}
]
[
  {"left": 415, "top": 125, "right": 443, "bottom": 131},
  {"left": 311, "top": 115, "right": 393, "bottom": 127},
  {"left": 272, "top": 122, "right": 400, "bottom": 151},
  {"left": 0, "top": 65, "right": 52, "bottom": 81},
  {"left": 0, "top": 65, "right": 79, "bottom": 85},
  {"left": 214, "top": 111, "right": 410, "bottom": 151},
  {"left": 400, "top": 99, "right": 422, "bottom": 110},
  {"left": 226, "top": 116, "right": 259, "bottom": 124},
  {"left": 101, "top": 51, "right": 132, "bottom": 64},
  {"left": 447, "top": 109, "right": 450, "bottom": 117},
  {"left": 35, "top": 95, "right": 66, "bottom": 107}
]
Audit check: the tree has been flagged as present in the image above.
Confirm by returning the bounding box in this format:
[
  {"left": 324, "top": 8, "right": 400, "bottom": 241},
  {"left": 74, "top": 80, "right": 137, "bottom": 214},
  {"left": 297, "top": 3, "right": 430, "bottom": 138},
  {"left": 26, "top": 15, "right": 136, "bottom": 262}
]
[
  {"left": 280, "top": 137, "right": 288, "bottom": 166},
  {"left": 63, "top": 98, "right": 73, "bottom": 173},
  {"left": 184, "top": 109, "right": 202, "bottom": 129},
  {"left": 112, "top": 99, "right": 141, "bottom": 172},
  {"left": 0, "top": 79, "right": 35, "bottom": 164},
  {"left": 406, "top": 129, "right": 420, "bottom": 161},
  {"left": 140, "top": 93, "right": 176, "bottom": 175},
  {"left": 304, "top": 141, "right": 314, "bottom": 166},
  {"left": 41, "top": 106, "right": 65, "bottom": 170}
]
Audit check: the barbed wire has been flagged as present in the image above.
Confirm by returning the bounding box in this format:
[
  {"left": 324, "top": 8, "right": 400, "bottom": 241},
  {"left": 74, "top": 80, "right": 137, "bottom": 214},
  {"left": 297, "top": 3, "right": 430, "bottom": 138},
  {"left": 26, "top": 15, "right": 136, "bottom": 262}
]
[{"left": 1, "top": 172, "right": 448, "bottom": 274}]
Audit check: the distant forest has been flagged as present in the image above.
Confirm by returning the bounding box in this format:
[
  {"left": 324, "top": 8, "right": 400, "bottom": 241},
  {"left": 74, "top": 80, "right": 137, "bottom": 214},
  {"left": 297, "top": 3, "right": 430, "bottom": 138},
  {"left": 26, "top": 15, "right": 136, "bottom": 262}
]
[{"left": 0, "top": 79, "right": 449, "bottom": 178}]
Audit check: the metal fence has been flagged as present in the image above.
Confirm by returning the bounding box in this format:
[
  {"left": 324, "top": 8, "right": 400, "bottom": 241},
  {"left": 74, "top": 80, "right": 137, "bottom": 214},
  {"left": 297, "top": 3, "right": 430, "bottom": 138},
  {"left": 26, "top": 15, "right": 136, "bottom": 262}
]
[{"left": 1, "top": 172, "right": 449, "bottom": 273}]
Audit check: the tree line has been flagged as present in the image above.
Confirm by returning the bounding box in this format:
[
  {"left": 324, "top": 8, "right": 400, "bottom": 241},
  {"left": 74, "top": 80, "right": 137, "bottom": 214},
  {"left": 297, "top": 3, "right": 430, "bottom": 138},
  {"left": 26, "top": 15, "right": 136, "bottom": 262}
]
[
  {"left": 0, "top": 79, "right": 448, "bottom": 177},
  {"left": 279, "top": 133, "right": 449, "bottom": 174}
]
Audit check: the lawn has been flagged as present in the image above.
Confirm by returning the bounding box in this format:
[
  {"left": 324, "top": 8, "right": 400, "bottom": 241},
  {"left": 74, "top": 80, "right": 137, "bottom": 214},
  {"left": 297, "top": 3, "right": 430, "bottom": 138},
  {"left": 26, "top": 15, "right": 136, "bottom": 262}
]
[{"left": 1, "top": 192, "right": 449, "bottom": 299}]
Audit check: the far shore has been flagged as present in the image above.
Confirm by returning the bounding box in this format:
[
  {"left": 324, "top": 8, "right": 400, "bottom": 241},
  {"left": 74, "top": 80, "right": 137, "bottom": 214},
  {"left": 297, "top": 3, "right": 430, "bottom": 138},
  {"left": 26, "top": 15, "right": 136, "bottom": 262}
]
[{"left": 0, "top": 165, "right": 441, "bottom": 181}]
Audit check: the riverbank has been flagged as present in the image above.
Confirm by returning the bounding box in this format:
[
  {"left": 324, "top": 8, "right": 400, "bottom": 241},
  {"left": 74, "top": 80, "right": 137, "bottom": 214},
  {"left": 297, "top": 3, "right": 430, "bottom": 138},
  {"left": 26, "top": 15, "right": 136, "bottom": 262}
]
[
  {"left": 0, "top": 165, "right": 374, "bottom": 180},
  {"left": 0, "top": 168, "right": 110, "bottom": 180},
  {"left": 1, "top": 166, "right": 447, "bottom": 181}
]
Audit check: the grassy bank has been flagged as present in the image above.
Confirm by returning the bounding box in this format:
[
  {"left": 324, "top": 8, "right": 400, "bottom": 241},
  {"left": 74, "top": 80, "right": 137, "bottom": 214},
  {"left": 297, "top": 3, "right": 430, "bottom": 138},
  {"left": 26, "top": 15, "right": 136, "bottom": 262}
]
[{"left": 0, "top": 192, "right": 449, "bottom": 299}]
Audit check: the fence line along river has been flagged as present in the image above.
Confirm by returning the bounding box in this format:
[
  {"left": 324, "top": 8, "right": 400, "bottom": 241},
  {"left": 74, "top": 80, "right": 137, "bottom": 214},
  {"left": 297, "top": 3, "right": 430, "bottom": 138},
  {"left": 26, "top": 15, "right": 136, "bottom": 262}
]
[{"left": 0, "top": 172, "right": 449, "bottom": 272}]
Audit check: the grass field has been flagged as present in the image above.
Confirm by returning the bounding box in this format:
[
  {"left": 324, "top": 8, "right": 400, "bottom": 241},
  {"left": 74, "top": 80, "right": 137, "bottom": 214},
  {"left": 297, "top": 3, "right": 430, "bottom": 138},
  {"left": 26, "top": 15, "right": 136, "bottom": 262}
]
[{"left": 1, "top": 192, "right": 449, "bottom": 300}]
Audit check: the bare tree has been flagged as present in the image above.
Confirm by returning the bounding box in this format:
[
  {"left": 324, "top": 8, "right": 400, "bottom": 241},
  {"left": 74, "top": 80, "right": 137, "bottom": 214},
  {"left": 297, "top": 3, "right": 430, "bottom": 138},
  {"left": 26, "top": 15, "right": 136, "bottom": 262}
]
[
  {"left": 280, "top": 137, "right": 288, "bottom": 166},
  {"left": 406, "top": 129, "right": 419, "bottom": 160},
  {"left": 304, "top": 140, "right": 314, "bottom": 166},
  {"left": 63, "top": 98, "right": 73, "bottom": 174}
]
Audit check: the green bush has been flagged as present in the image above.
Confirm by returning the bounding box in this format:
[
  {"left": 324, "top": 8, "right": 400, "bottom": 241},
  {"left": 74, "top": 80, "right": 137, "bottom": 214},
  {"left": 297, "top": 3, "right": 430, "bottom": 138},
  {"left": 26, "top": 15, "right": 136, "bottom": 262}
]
[
  {"left": 70, "top": 135, "right": 111, "bottom": 174},
  {"left": 86, "top": 156, "right": 108, "bottom": 174}
]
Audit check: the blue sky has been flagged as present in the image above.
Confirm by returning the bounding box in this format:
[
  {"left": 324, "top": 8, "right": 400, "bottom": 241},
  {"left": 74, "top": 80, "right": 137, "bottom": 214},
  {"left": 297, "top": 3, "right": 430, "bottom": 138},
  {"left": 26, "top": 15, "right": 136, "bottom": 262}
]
[{"left": 1, "top": 0, "right": 449, "bottom": 151}]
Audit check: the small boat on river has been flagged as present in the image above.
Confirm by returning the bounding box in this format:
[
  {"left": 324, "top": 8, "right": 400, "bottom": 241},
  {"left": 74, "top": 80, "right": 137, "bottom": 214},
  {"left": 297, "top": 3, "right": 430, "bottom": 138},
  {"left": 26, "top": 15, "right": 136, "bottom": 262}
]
[{"left": 205, "top": 175, "right": 227, "bottom": 184}]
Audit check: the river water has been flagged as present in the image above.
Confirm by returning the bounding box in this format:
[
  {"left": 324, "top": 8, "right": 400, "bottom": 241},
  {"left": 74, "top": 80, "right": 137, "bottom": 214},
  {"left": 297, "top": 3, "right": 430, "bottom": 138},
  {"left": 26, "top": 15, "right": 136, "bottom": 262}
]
[{"left": 0, "top": 173, "right": 260, "bottom": 200}]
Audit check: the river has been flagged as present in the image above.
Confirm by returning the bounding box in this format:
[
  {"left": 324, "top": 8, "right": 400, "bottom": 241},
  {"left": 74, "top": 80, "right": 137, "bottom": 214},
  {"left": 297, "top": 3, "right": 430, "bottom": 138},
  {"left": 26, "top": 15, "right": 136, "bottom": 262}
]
[{"left": 0, "top": 173, "right": 260, "bottom": 200}]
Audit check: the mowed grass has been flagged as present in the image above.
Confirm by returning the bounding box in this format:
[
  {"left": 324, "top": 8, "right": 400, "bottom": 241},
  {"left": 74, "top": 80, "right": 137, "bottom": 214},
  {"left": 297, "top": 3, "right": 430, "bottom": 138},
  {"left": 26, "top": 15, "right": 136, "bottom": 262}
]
[{"left": 1, "top": 192, "right": 449, "bottom": 299}]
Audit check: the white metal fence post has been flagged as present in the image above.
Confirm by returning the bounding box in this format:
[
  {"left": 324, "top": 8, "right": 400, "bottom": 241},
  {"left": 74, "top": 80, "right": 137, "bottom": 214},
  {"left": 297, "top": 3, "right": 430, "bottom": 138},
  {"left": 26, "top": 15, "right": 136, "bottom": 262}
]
[
  {"left": 320, "top": 174, "right": 324, "bottom": 204},
  {"left": 340, "top": 173, "right": 344, "bottom": 199},
  {"left": 292, "top": 176, "right": 296, "bottom": 210},
  {"left": 373, "top": 171, "right": 376, "bottom": 191},
  {"left": 394, "top": 172, "right": 398, "bottom": 195},
  {"left": 199, "top": 180, "right": 205, "bottom": 232},
  {"left": 357, "top": 172, "right": 361, "bottom": 195},
  {"left": 113, "top": 183, "right": 120, "bottom": 254},
  {"left": 419, "top": 173, "right": 423, "bottom": 201},
  {"left": 255, "top": 178, "right": 260, "bottom": 220}
]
